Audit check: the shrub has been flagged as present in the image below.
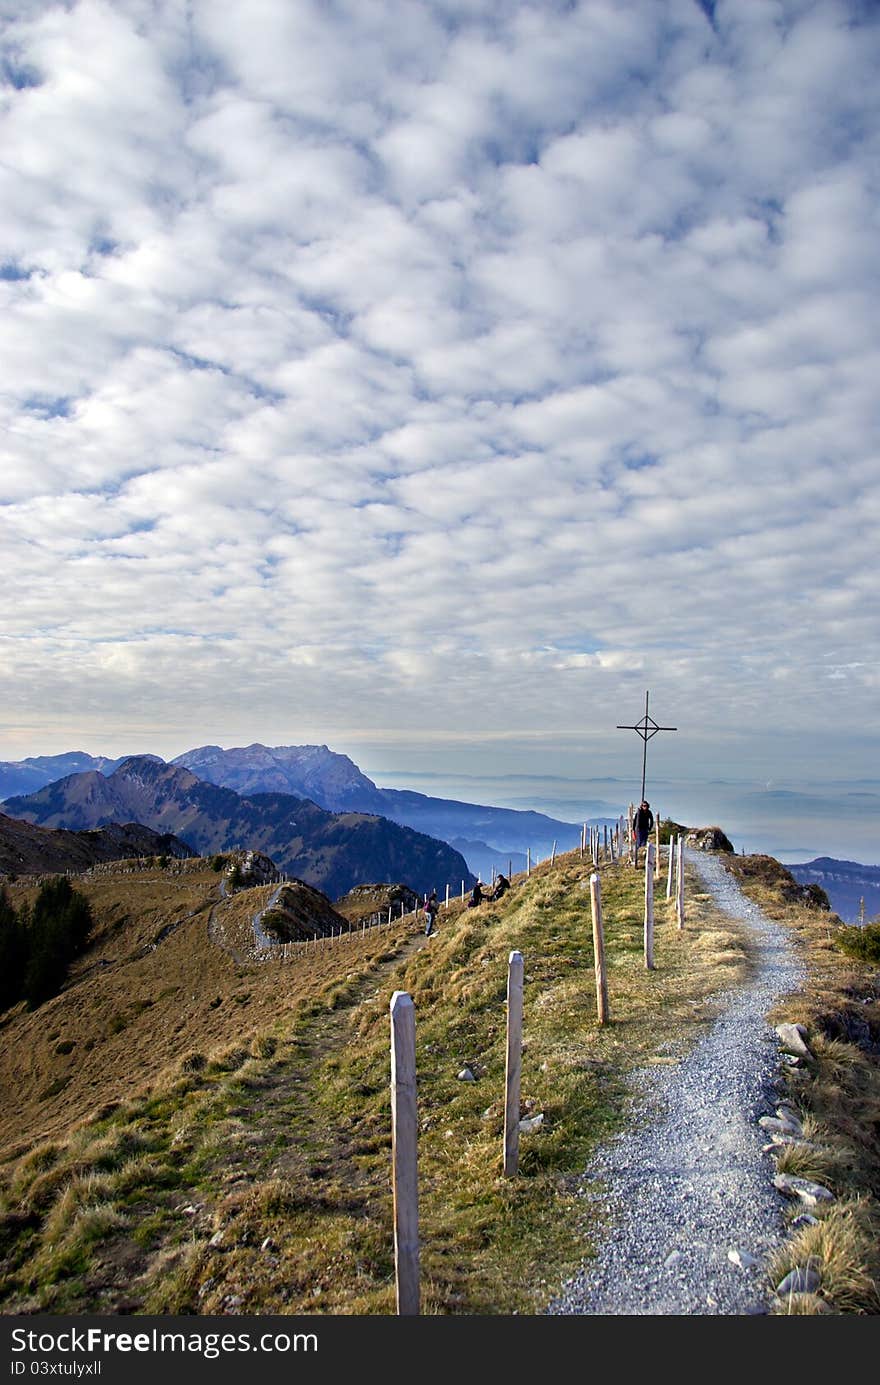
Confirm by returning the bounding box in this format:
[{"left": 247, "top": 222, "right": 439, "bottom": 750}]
[{"left": 835, "top": 923, "right": 880, "bottom": 965}]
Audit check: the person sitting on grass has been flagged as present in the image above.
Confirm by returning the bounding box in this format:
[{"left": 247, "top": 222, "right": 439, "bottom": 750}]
[
  {"left": 466, "top": 880, "right": 483, "bottom": 908},
  {"left": 491, "top": 873, "right": 509, "bottom": 900}
]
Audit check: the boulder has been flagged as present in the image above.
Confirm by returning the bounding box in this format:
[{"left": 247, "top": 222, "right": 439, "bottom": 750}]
[
  {"left": 776, "top": 1023, "right": 815, "bottom": 1061},
  {"left": 684, "top": 826, "right": 734, "bottom": 852},
  {"left": 776, "top": 1263, "right": 821, "bottom": 1295},
  {"left": 773, "top": 1173, "right": 835, "bottom": 1206}
]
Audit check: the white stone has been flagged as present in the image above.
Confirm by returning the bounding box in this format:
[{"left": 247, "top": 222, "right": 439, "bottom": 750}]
[
  {"left": 518, "top": 1113, "right": 544, "bottom": 1134},
  {"left": 457, "top": 1066, "right": 475, "bottom": 1081},
  {"left": 728, "top": 1248, "right": 758, "bottom": 1270},
  {"left": 773, "top": 1173, "right": 835, "bottom": 1206},
  {"left": 759, "top": 1115, "right": 800, "bottom": 1136},
  {"left": 775, "top": 1023, "right": 814, "bottom": 1060}
]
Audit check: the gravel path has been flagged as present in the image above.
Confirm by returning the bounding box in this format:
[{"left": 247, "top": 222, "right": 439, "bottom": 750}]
[{"left": 546, "top": 849, "right": 807, "bottom": 1316}]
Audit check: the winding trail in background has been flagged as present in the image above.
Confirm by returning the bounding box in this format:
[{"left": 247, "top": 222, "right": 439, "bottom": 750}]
[{"left": 547, "top": 849, "right": 806, "bottom": 1316}]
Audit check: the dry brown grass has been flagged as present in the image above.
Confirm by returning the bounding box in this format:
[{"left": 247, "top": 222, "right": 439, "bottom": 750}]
[
  {"left": 0, "top": 861, "right": 402, "bottom": 1155},
  {"left": 768, "top": 1200, "right": 880, "bottom": 1314},
  {"left": 725, "top": 854, "right": 880, "bottom": 1314},
  {"left": 0, "top": 846, "right": 761, "bottom": 1315},
  {"left": 2, "top": 845, "right": 877, "bottom": 1315}
]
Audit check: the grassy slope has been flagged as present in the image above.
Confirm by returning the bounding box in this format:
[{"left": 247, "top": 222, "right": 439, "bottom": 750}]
[
  {"left": 723, "top": 855, "right": 880, "bottom": 1314},
  {"left": 0, "top": 848, "right": 877, "bottom": 1314}
]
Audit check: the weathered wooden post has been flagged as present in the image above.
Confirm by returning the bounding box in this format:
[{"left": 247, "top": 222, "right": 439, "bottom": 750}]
[
  {"left": 589, "top": 873, "right": 609, "bottom": 1025},
  {"left": 445, "top": 884, "right": 449, "bottom": 909},
  {"left": 502, "top": 950, "right": 524, "bottom": 1177},
  {"left": 644, "top": 842, "right": 655, "bottom": 970},
  {"left": 390, "top": 991, "right": 419, "bottom": 1315},
  {"left": 676, "top": 835, "right": 685, "bottom": 929},
  {"left": 461, "top": 880, "right": 465, "bottom": 901},
  {"left": 666, "top": 833, "right": 674, "bottom": 900},
  {"left": 654, "top": 814, "right": 661, "bottom": 879},
  {"left": 550, "top": 839, "right": 557, "bottom": 866},
  {"left": 527, "top": 847, "right": 531, "bottom": 877}
]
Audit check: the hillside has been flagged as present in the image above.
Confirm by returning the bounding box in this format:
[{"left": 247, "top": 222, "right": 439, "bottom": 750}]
[
  {"left": 0, "top": 839, "right": 877, "bottom": 1315},
  {"left": 0, "top": 858, "right": 397, "bottom": 1156},
  {"left": 0, "top": 811, "right": 194, "bottom": 878},
  {"left": 3, "top": 757, "right": 474, "bottom": 900}
]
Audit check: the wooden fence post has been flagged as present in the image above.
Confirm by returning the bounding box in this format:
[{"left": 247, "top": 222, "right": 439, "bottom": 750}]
[
  {"left": 503, "top": 950, "right": 524, "bottom": 1177},
  {"left": 527, "top": 847, "right": 531, "bottom": 877},
  {"left": 644, "top": 842, "right": 655, "bottom": 970},
  {"left": 654, "top": 814, "right": 661, "bottom": 879},
  {"left": 445, "top": 884, "right": 450, "bottom": 909},
  {"left": 589, "top": 873, "right": 609, "bottom": 1025},
  {"left": 676, "top": 836, "right": 685, "bottom": 930},
  {"left": 666, "top": 834, "right": 674, "bottom": 900},
  {"left": 390, "top": 991, "right": 419, "bottom": 1315},
  {"left": 550, "top": 839, "right": 557, "bottom": 865}
]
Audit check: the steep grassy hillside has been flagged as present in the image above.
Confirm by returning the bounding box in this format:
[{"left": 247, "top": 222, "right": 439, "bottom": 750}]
[{"left": 0, "top": 859, "right": 400, "bottom": 1156}]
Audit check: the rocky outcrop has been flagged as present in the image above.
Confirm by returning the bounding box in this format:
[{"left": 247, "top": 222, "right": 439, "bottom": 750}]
[
  {"left": 334, "top": 882, "right": 421, "bottom": 927},
  {"left": 685, "top": 826, "right": 735, "bottom": 852},
  {"left": 230, "top": 850, "right": 281, "bottom": 888},
  {"left": 257, "top": 880, "right": 349, "bottom": 942}
]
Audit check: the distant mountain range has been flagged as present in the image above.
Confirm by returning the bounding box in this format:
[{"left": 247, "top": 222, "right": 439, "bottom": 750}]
[
  {"left": 2, "top": 756, "right": 474, "bottom": 900},
  {"left": 0, "top": 812, "right": 194, "bottom": 878},
  {"left": 0, "top": 743, "right": 585, "bottom": 874},
  {"left": 788, "top": 858, "right": 880, "bottom": 925}
]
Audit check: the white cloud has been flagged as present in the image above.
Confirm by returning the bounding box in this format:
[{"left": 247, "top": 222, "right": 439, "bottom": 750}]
[{"left": 1, "top": 0, "right": 878, "bottom": 789}]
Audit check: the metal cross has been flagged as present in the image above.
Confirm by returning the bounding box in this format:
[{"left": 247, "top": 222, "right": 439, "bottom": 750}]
[{"left": 617, "top": 690, "right": 677, "bottom": 803}]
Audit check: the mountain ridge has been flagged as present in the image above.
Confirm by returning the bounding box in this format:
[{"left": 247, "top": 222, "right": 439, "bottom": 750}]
[
  {"left": 0, "top": 742, "right": 586, "bottom": 873},
  {"left": 0, "top": 811, "right": 195, "bottom": 878},
  {"left": 2, "top": 756, "right": 474, "bottom": 900},
  {"left": 787, "top": 856, "right": 880, "bottom": 924}
]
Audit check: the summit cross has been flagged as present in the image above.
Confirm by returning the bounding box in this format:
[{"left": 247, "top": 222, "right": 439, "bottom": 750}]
[{"left": 616, "top": 690, "right": 677, "bottom": 803}]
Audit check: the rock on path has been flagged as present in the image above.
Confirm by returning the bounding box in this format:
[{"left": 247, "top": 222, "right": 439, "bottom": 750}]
[{"left": 546, "top": 849, "right": 806, "bottom": 1316}]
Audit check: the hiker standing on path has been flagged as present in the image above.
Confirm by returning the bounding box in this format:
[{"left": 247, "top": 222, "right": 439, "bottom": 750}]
[
  {"left": 424, "top": 890, "right": 439, "bottom": 936},
  {"left": 632, "top": 800, "right": 654, "bottom": 869}
]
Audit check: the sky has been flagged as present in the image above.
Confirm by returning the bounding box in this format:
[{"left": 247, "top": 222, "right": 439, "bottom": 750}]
[{"left": 1, "top": 0, "right": 879, "bottom": 858}]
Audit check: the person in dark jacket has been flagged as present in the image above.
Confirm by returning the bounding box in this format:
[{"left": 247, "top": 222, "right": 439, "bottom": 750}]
[
  {"left": 467, "top": 881, "right": 483, "bottom": 908},
  {"left": 491, "top": 873, "right": 509, "bottom": 900},
  {"left": 424, "top": 890, "right": 439, "bottom": 936},
  {"left": 632, "top": 800, "right": 654, "bottom": 868}
]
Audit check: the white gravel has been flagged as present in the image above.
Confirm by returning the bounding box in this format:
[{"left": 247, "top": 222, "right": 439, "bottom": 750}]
[{"left": 545, "top": 849, "right": 807, "bottom": 1316}]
